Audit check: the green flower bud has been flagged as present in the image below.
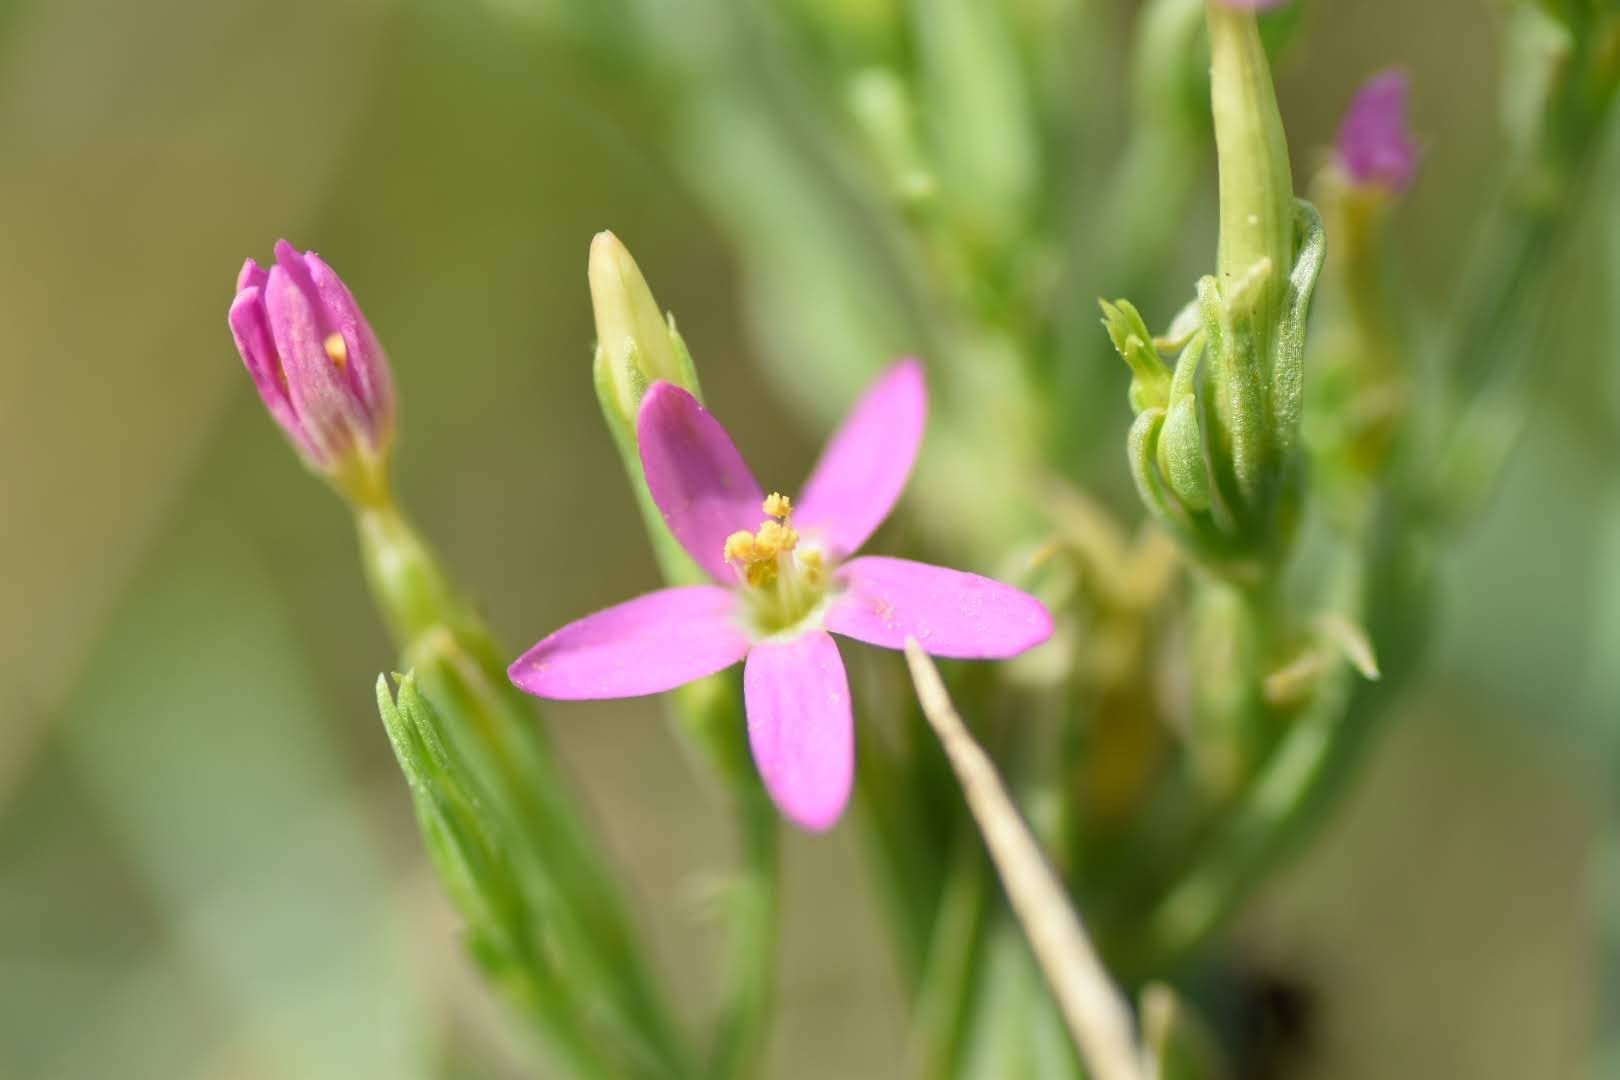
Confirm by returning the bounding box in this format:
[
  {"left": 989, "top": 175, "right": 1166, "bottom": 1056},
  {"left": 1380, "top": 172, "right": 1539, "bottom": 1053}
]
[
  {"left": 587, "top": 232, "right": 708, "bottom": 586},
  {"left": 1207, "top": 2, "right": 1294, "bottom": 334},
  {"left": 1100, "top": 299, "right": 1173, "bottom": 413},
  {"left": 1104, "top": 7, "right": 1325, "bottom": 578},
  {"left": 589, "top": 230, "right": 702, "bottom": 429}
]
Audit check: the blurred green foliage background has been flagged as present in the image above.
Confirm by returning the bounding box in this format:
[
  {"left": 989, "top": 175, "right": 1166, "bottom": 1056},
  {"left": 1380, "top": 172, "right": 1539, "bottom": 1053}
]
[{"left": 1, "top": 0, "right": 1615, "bottom": 1076}]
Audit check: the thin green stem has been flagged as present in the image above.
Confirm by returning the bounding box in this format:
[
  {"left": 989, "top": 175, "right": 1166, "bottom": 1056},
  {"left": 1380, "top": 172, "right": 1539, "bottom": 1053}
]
[
  {"left": 1131, "top": 473, "right": 1440, "bottom": 976},
  {"left": 410, "top": 630, "right": 696, "bottom": 1078},
  {"left": 360, "top": 495, "right": 695, "bottom": 1078},
  {"left": 1127, "top": 13, "right": 1620, "bottom": 980},
  {"left": 906, "top": 835, "right": 992, "bottom": 1080},
  {"left": 850, "top": 662, "right": 960, "bottom": 994},
  {"left": 1441, "top": 12, "right": 1620, "bottom": 475},
  {"left": 698, "top": 696, "right": 782, "bottom": 1080}
]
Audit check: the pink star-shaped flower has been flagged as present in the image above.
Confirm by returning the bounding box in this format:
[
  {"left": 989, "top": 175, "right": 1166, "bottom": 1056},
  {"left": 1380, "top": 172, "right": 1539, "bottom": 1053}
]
[{"left": 508, "top": 360, "right": 1052, "bottom": 831}]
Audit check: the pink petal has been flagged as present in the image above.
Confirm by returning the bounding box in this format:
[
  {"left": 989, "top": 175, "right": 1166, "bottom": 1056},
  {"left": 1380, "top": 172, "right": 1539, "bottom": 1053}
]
[
  {"left": 237, "top": 257, "right": 269, "bottom": 293},
  {"left": 825, "top": 556, "right": 1053, "bottom": 659},
  {"left": 264, "top": 250, "right": 360, "bottom": 463},
  {"left": 508, "top": 586, "right": 750, "bottom": 699},
  {"left": 795, "top": 358, "right": 926, "bottom": 558},
  {"left": 637, "top": 383, "right": 764, "bottom": 583},
  {"left": 744, "top": 631, "right": 853, "bottom": 832},
  {"left": 228, "top": 285, "right": 318, "bottom": 464},
  {"left": 304, "top": 249, "right": 395, "bottom": 441}
]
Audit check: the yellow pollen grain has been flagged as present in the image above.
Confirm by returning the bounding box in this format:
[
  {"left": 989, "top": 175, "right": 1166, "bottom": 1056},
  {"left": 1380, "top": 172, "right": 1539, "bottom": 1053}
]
[{"left": 323, "top": 332, "right": 349, "bottom": 368}]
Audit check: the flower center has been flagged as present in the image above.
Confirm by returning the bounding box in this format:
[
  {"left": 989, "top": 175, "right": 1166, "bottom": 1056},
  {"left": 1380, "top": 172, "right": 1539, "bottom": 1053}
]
[{"left": 724, "top": 493, "right": 832, "bottom": 635}]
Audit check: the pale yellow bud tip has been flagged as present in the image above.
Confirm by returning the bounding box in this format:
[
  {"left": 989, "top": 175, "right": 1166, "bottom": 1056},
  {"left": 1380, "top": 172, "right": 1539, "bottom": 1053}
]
[{"left": 588, "top": 230, "right": 684, "bottom": 418}]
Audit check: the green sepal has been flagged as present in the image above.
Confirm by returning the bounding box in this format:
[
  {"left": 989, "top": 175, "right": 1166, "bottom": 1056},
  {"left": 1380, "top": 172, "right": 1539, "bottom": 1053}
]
[
  {"left": 1270, "top": 199, "right": 1327, "bottom": 460},
  {"left": 665, "top": 314, "right": 705, "bottom": 398},
  {"left": 1158, "top": 330, "right": 1212, "bottom": 513},
  {"left": 1158, "top": 297, "right": 1203, "bottom": 353},
  {"left": 593, "top": 342, "right": 707, "bottom": 587},
  {"left": 1128, "top": 407, "right": 1204, "bottom": 554},
  {"left": 377, "top": 673, "right": 515, "bottom": 937},
  {"left": 1101, "top": 298, "right": 1174, "bottom": 413},
  {"left": 1197, "top": 272, "right": 1266, "bottom": 516},
  {"left": 375, "top": 674, "right": 628, "bottom": 1078},
  {"left": 1159, "top": 393, "right": 1211, "bottom": 513}
]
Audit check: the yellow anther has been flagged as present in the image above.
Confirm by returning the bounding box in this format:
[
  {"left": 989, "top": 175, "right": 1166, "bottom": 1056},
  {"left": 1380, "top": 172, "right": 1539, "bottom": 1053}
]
[
  {"left": 722, "top": 495, "right": 830, "bottom": 630},
  {"left": 763, "top": 492, "right": 793, "bottom": 520},
  {"left": 323, "top": 332, "right": 349, "bottom": 368},
  {"left": 723, "top": 531, "right": 757, "bottom": 564},
  {"left": 754, "top": 520, "right": 798, "bottom": 558},
  {"left": 723, "top": 503, "right": 801, "bottom": 590}
]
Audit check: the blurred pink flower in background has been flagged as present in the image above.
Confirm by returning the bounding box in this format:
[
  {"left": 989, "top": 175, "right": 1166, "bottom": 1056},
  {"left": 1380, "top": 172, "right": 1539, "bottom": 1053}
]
[{"left": 1337, "top": 70, "right": 1421, "bottom": 195}]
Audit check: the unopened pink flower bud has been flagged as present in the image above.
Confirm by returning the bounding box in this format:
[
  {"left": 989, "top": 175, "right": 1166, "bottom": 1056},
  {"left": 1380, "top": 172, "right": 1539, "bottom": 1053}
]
[{"left": 229, "top": 241, "right": 396, "bottom": 490}]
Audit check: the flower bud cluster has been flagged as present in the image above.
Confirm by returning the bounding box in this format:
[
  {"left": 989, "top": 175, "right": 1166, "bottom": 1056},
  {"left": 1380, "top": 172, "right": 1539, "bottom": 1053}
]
[{"left": 1103, "top": 4, "right": 1324, "bottom": 578}]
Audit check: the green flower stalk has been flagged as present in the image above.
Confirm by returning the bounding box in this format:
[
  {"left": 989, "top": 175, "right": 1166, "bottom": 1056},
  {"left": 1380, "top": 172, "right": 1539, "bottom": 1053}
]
[
  {"left": 375, "top": 675, "right": 620, "bottom": 1078},
  {"left": 1097, "top": 2, "right": 1334, "bottom": 814},
  {"left": 1437, "top": 3, "right": 1620, "bottom": 521},
  {"left": 228, "top": 242, "right": 693, "bottom": 1079},
  {"left": 1307, "top": 72, "right": 1420, "bottom": 505},
  {"left": 585, "top": 232, "right": 749, "bottom": 778},
  {"left": 586, "top": 231, "right": 781, "bottom": 1078}
]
